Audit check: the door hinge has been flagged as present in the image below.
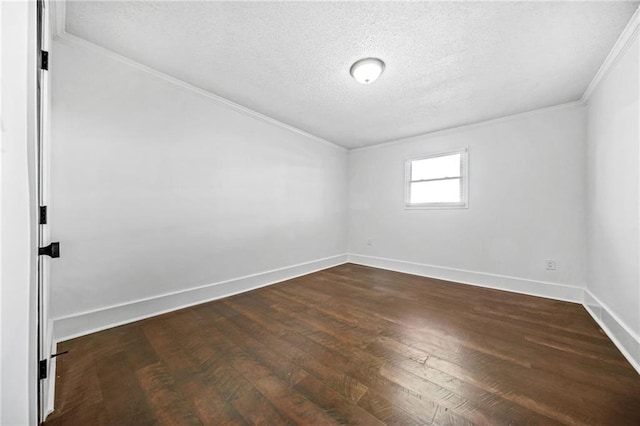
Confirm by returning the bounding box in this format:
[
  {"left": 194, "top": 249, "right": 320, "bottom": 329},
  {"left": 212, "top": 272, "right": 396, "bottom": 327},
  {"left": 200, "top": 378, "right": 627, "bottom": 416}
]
[
  {"left": 39, "top": 359, "right": 47, "bottom": 380},
  {"left": 38, "top": 242, "right": 60, "bottom": 258},
  {"left": 40, "top": 51, "right": 49, "bottom": 71},
  {"left": 39, "top": 206, "right": 47, "bottom": 224}
]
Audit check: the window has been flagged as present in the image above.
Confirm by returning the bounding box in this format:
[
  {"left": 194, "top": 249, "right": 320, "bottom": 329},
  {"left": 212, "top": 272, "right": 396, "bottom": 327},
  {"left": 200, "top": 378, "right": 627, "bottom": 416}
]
[{"left": 405, "top": 148, "right": 468, "bottom": 209}]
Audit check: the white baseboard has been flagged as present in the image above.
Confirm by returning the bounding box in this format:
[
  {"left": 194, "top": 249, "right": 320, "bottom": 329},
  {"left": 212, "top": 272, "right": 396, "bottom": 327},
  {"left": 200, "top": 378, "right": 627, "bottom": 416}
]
[
  {"left": 44, "top": 339, "right": 57, "bottom": 419},
  {"left": 348, "top": 254, "right": 640, "bottom": 375},
  {"left": 52, "top": 254, "right": 348, "bottom": 342},
  {"left": 583, "top": 290, "right": 640, "bottom": 375},
  {"left": 50, "top": 254, "right": 639, "bottom": 386},
  {"left": 36, "top": 319, "right": 57, "bottom": 420},
  {"left": 348, "top": 254, "right": 584, "bottom": 303}
]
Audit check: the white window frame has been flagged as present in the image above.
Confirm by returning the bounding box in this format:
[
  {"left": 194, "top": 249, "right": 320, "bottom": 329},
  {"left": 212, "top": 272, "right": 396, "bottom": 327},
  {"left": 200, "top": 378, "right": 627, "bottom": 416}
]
[{"left": 404, "top": 147, "right": 469, "bottom": 209}]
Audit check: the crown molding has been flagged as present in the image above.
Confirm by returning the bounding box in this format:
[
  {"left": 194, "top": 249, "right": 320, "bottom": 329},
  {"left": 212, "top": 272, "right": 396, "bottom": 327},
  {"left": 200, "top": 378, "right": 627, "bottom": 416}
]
[
  {"left": 49, "top": 0, "right": 344, "bottom": 151},
  {"left": 46, "top": 0, "right": 639, "bottom": 151},
  {"left": 349, "top": 1, "right": 638, "bottom": 155},
  {"left": 581, "top": 5, "right": 640, "bottom": 103},
  {"left": 53, "top": 31, "right": 346, "bottom": 152},
  {"left": 350, "top": 100, "right": 585, "bottom": 153}
]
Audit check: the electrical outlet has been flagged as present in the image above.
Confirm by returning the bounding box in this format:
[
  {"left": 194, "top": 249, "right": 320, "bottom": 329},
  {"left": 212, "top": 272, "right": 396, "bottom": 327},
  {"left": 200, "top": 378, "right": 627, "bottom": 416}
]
[
  {"left": 366, "top": 239, "right": 373, "bottom": 246},
  {"left": 545, "top": 260, "right": 556, "bottom": 270}
]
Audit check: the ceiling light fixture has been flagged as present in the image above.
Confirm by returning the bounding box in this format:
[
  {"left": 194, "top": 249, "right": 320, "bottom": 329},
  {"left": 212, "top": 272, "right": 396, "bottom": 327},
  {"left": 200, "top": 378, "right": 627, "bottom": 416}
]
[{"left": 350, "top": 57, "right": 385, "bottom": 84}]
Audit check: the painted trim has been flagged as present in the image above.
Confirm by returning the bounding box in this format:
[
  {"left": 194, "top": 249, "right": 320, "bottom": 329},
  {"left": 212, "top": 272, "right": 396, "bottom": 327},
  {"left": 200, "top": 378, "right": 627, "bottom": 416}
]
[
  {"left": 43, "top": 320, "right": 55, "bottom": 418},
  {"left": 404, "top": 147, "right": 469, "bottom": 210},
  {"left": 52, "top": 254, "right": 348, "bottom": 342},
  {"left": 49, "top": 2, "right": 638, "bottom": 152},
  {"left": 44, "top": 339, "right": 56, "bottom": 419},
  {"left": 347, "top": 5, "right": 640, "bottom": 152},
  {"left": 581, "top": 6, "right": 640, "bottom": 103},
  {"left": 576, "top": 4, "right": 640, "bottom": 376},
  {"left": 583, "top": 290, "right": 640, "bottom": 375},
  {"left": 350, "top": 101, "right": 585, "bottom": 152},
  {"left": 52, "top": 31, "right": 346, "bottom": 153},
  {"left": 348, "top": 254, "right": 584, "bottom": 303},
  {"left": 348, "top": 254, "right": 640, "bottom": 374},
  {"left": 47, "top": 255, "right": 639, "bottom": 416}
]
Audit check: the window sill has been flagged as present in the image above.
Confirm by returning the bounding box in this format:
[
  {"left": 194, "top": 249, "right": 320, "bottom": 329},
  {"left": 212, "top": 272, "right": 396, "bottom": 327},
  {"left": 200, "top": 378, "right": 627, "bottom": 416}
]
[{"left": 404, "top": 203, "right": 468, "bottom": 210}]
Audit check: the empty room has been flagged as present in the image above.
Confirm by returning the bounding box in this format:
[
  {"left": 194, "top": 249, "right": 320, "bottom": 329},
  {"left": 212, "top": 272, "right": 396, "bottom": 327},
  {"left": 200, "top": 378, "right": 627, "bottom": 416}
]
[{"left": 2, "top": 0, "right": 640, "bottom": 424}]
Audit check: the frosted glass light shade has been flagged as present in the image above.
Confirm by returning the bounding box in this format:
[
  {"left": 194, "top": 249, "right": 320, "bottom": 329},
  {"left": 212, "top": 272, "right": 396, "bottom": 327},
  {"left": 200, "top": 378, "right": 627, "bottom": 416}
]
[{"left": 350, "top": 58, "right": 385, "bottom": 84}]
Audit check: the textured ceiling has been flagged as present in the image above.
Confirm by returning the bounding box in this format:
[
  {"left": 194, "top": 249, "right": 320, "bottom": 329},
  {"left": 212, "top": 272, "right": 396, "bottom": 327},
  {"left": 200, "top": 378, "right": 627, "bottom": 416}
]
[{"left": 65, "top": 1, "right": 639, "bottom": 148}]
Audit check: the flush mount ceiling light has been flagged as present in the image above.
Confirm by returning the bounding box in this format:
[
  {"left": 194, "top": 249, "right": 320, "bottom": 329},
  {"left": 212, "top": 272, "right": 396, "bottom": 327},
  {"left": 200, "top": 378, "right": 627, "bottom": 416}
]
[{"left": 350, "top": 57, "right": 385, "bottom": 84}]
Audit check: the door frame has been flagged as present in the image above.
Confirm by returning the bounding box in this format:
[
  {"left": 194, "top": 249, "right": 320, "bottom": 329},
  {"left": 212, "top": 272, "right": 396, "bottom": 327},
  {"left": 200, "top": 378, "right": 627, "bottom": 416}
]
[{"left": 36, "top": 0, "right": 54, "bottom": 422}]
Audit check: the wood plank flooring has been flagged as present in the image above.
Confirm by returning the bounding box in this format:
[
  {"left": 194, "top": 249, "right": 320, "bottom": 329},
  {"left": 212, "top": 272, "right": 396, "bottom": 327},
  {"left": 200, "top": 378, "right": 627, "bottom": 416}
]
[{"left": 45, "top": 264, "right": 640, "bottom": 425}]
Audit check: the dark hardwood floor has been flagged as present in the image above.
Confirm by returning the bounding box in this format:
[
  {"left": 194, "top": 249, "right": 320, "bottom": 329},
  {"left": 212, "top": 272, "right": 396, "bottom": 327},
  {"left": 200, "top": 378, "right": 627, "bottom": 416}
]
[{"left": 45, "top": 263, "right": 640, "bottom": 425}]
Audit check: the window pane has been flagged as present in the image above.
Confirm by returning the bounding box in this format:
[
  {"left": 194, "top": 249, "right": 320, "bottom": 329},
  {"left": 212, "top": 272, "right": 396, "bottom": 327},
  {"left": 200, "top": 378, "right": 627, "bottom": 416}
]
[
  {"left": 410, "top": 179, "right": 461, "bottom": 204},
  {"left": 411, "top": 153, "right": 461, "bottom": 181}
]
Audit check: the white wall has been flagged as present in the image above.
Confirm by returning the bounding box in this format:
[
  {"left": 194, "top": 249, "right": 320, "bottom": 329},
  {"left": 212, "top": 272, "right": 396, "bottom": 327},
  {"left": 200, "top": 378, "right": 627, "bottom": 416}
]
[
  {"left": 49, "top": 38, "right": 348, "bottom": 336},
  {"left": 0, "top": 1, "right": 38, "bottom": 424},
  {"left": 585, "top": 31, "right": 640, "bottom": 367},
  {"left": 349, "top": 105, "right": 587, "bottom": 300}
]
